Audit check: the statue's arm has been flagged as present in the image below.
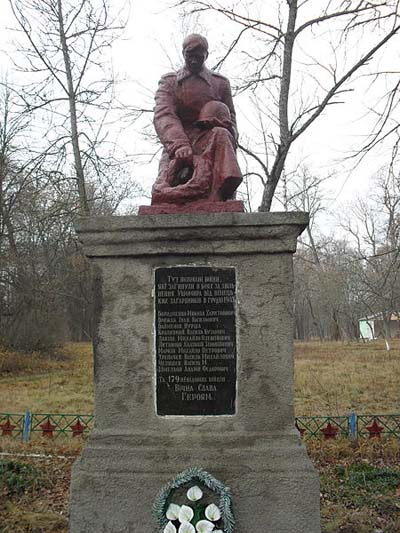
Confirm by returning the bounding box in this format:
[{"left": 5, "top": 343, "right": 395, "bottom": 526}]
[
  {"left": 221, "top": 79, "right": 238, "bottom": 141},
  {"left": 154, "top": 75, "right": 191, "bottom": 157}
]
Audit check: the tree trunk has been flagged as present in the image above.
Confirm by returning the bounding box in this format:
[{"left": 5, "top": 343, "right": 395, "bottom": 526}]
[
  {"left": 259, "top": 0, "right": 298, "bottom": 211},
  {"left": 57, "top": 0, "right": 89, "bottom": 215}
]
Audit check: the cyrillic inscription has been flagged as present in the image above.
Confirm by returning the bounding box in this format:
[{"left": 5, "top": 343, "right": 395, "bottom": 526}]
[{"left": 155, "top": 266, "right": 237, "bottom": 415}]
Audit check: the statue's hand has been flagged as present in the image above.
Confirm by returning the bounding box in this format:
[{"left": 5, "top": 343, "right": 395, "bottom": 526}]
[{"left": 175, "top": 145, "right": 193, "bottom": 163}]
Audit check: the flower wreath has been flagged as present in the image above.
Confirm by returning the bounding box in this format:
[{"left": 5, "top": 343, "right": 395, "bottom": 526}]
[{"left": 153, "top": 467, "right": 235, "bottom": 533}]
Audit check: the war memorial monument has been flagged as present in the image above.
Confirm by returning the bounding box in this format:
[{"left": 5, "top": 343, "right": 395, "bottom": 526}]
[{"left": 70, "top": 34, "right": 320, "bottom": 532}]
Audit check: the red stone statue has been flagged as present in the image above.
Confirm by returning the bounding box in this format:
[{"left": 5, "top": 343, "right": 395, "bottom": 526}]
[{"left": 142, "top": 34, "right": 243, "bottom": 214}]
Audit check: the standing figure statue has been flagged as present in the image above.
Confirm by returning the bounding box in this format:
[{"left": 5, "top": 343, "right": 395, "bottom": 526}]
[{"left": 151, "top": 34, "right": 242, "bottom": 208}]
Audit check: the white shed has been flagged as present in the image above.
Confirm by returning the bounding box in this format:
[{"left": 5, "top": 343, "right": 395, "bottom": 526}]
[{"left": 359, "top": 313, "right": 400, "bottom": 340}]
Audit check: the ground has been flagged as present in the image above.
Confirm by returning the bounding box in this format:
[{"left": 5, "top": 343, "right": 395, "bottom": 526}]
[{"left": 1, "top": 340, "right": 400, "bottom": 531}]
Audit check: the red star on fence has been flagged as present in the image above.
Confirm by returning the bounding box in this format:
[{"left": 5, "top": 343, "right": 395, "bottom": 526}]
[
  {"left": 0, "top": 419, "right": 16, "bottom": 436},
  {"left": 366, "top": 419, "right": 384, "bottom": 438},
  {"left": 295, "top": 421, "right": 306, "bottom": 438},
  {"left": 71, "top": 419, "right": 86, "bottom": 437},
  {"left": 40, "top": 419, "right": 56, "bottom": 438},
  {"left": 321, "top": 422, "right": 339, "bottom": 439}
]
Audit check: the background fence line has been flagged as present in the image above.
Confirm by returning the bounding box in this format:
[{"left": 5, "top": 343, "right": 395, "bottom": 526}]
[{"left": 0, "top": 412, "right": 399, "bottom": 441}]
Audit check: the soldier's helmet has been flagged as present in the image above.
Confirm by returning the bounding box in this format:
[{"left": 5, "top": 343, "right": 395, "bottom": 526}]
[{"left": 197, "top": 100, "right": 232, "bottom": 129}]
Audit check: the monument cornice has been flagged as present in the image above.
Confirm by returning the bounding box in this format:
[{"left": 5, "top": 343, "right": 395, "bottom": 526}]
[{"left": 75, "top": 211, "right": 309, "bottom": 257}]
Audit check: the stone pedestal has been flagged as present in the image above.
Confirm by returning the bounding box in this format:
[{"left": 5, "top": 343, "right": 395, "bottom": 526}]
[{"left": 70, "top": 212, "right": 320, "bottom": 533}]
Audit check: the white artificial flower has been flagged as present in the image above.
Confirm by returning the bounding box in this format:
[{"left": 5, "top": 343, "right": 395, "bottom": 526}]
[
  {"left": 196, "top": 520, "right": 215, "bottom": 533},
  {"left": 164, "top": 521, "right": 177, "bottom": 533},
  {"left": 166, "top": 503, "right": 181, "bottom": 521},
  {"left": 178, "top": 505, "right": 194, "bottom": 523},
  {"left": 178, "top": 523, "right": 195, "bottom": 533},
  {"left": 187, "top": 485, "right": 203, "bottom": 501},
  {"left": 205, "top": 504, "right": 221, "bottom": 522}
]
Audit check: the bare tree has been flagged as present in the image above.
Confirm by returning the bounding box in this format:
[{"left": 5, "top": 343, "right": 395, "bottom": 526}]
[
  {"left": 177, "top": 0, "right": 400, "bottom": 211},
  {"left": 0, "top": 79, "right": 138, "bottom": 349},
  {"left": 285, "top": 167, "right": 361, "bottom": 341},
  {"left": 294, "top": 238, "right": 363, "bottom": 341},
  {"left": 340, "top": 167, "right": 400, "bottom": 347},
  {"left": 356, "top": 67, "right": 400, "bottom": 160},
  {"left": 9, "top": 0, "right": 128, "bottom": 214},
  {"left": 0, "top": 81, "right": 66, "bottom": 347}
]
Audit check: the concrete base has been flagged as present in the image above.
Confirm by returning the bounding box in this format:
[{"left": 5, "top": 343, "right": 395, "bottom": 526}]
[
  {"left": 70, "top": 213, "right": 320, "bottom": 533},
  {"left": 71, "top": 432, "right": 319, "bottom": 532}
]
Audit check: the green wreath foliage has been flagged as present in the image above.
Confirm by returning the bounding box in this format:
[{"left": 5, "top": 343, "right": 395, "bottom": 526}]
[{"left": 153, "top": 467, "right": 235, "bottom": 533}]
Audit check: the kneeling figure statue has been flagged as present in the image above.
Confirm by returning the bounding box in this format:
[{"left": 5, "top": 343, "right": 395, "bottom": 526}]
[{"left": 149, "top": 33, "right": 243, "bottom": 212}]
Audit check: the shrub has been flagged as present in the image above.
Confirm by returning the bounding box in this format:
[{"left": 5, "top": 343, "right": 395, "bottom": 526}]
[{"left": 0, "top": 460, "right": 44, "bottom": 495}]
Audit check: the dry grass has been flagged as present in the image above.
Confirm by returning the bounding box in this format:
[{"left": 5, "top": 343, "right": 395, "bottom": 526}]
[
  {"left": 1, "top": 339, "right": 400, "bottom": 416},
  {"left": 294, "top": 339, "right": 400, "bottom": 415},
  {"left": 0, "top": 343, "right": 93, "bottom": 413},
  {"left": 1, "top": 339, "right": 400, "bottom": 532},
  {"left": 0, "top": 455, "right": 71, "bottom": 533},
  {"left": 0, "top": 437, "right": 84, "bottom": 456},
  {"left": 311, "top": 439, "right": 400, "bottom": 532},
  {"left": 0, "top": 347, "right": 68, "bottom": 376},
  {"left": 3, "top": 503, "right": 68, "bottom": 533},
  {"left": 1, "top": 441, "right": 399, "bottom": 533}
]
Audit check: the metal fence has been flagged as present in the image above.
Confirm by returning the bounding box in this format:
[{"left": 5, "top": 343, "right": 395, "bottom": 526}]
[
  {"left": 296, "top": 413, "right": 400, "bottom": 440},
  {"left": 1, "top": 411, "right": 399, "bottom": 441},
  {"left": 0, "top": 412, "right": 94, "bottom": 441}
]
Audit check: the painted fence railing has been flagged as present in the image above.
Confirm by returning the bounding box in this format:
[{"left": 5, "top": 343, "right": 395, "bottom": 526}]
[
  {"left": 0, "top": 412, "right": 94, "bottom": 441},
  {"left": 295, "top": 413, "right": 400, "bottom": 440},
  {"left": 0, "top": 412, "right": 399, "bottom": 441}
]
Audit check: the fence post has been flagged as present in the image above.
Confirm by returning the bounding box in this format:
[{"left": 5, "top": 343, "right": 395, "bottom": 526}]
[
  {"left": 349, "top": 411, "right": 357, "bottom": 445},
  {"left": 22, "top": 411, "right": 31, "bottom": 442}
]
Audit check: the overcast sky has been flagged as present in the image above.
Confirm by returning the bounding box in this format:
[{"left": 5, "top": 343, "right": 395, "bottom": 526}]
[{"left": 0, "top": 0, "right": 398, "bottom": 221}]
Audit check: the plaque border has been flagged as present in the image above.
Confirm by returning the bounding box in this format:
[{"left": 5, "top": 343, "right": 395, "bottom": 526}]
[{"left": 153, "top": 264, "right": 238, "bottom": 418}]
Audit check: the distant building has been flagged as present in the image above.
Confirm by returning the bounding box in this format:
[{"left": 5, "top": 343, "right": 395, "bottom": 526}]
[{"left": 359, "top": 313, "right": 400, "bottom": 340}]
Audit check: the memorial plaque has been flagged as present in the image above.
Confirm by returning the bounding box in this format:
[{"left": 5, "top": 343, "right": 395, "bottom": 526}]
[{"left": 155, "top": 266, "right": 237, "bottom": 416}]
